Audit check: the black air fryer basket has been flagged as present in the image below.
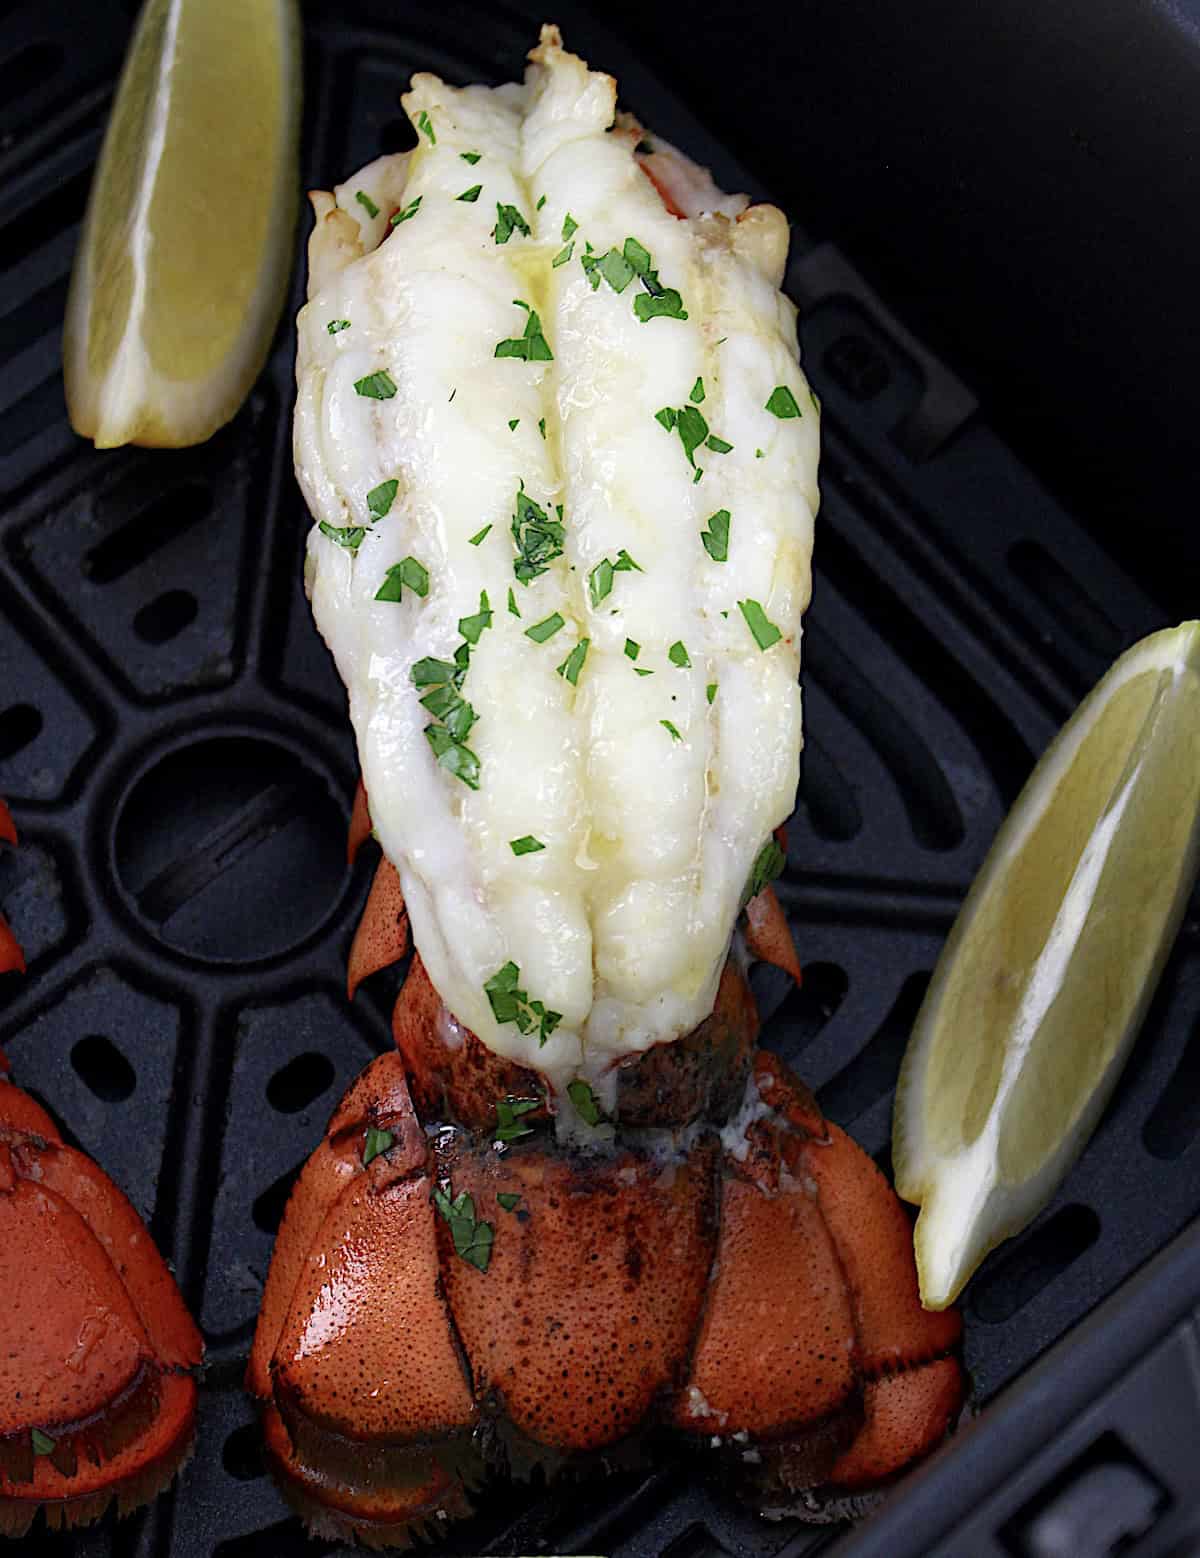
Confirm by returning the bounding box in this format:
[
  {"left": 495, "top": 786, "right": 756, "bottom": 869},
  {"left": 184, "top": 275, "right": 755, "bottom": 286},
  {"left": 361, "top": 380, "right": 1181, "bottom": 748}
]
[{"left": 1, "top": 3, "right": 1198, "bottom": 1556}]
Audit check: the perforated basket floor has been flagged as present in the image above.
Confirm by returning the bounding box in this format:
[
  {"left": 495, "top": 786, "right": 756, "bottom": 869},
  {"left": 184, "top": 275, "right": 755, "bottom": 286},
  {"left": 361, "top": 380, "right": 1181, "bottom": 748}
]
[{"left": 1, "top": 3, "right": 1198, "bottom": 1557}]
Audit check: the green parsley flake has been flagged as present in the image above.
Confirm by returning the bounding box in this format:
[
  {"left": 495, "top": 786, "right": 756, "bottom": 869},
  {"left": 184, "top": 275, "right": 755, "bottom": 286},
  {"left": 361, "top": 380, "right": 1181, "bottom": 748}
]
[
  {"left": 375, "top": 556, "right": 429, "bottom": 602},
  {"left": 485, "top": 961, "right": 562, "bottom": 1045},
  {"left": 634, "top": 290, "right": 688, "bottom": 322},
  {"left": 416, "top": 108, "right": 436, "bottom": 144},
  {"left": 624, "top": 638, "right": 640, "bottom": 661},
  {"left": 367, "top": 478, "right": 399, "bottom": 520},
  {"left": 492, "top": 203, "right": 531, "bottom": 244},
  {"left": 567, "top": 1078, "right": 605, "bottom": 1127},
  {"left": 319, "top": 521, "right": 368, "bottom": 554},
  {"left": 556, "top": 637, "right": 589, "bottom": 686},
  {"left": 765, "top": 385, "right": 802, "bottom": 419},
  {"left": 508, "top": 418, "right": 519, "bottom": 431},
  {"left": 706, "top": 682, "right": 717, "bottom": 704},
  {"left": 525, "top": 612, "right": 565, "bottom": 643},
  {"left": 739, "top": 597, "right": 783, "bottom": 651},
  {"left": 494, "top": 1094, "right": 540, "bottom": 1144},
  {"left": 634, "top": 667, "right": 653, "bottom": 676},
  {"left": 701, "top": 508, "right": 730, "bottom": 562},
  {"left": 355, "top": 190, "right": 379, "bottom": 219},
  {"left": 468, "top": 524, "right": 492, "bottom": 546},
  {"left": 497, "top": 1192, "right": 522, "bottom": 1212},
  {"left": 705, "top": 434, "right": 733, "bottom": 453},
  {"left": 510, "top": 835, "right": 546, "bottom": 855},
  {"left": 538, "top": 417, "right": 546, "bottom": 439},
  {"left": 507, "top": 587, "right": 520, "bottom": 617},
  {"left": 668, "top": 640, "right": 691, "bottom": 668},
  {"left": 655, "top": 403, "right": 711, "bottom": 469},
  {"left": 552, "top": 241, "right": 575, "bottom": 267},
  {"left": 425, "top": 724, "right": 480, "bottom": 788},
  {"left": 511, "top": 486, "right": 565, "bottom": 582},
  {"left": 327, "top": 318, "right": 350, "bottom": 334},
  {"left": 362, "top": 1126, "right": 393, "bottom": 1166},
  {"left": 690, "top": 377, "right": 706, "bottom": 403},
  {"left": 587, "top": 549, "right": 641, "bottom": 607},
  {"left": 413, "top": 654, "right": 481, "bottom": 786},
  {"left": 756, "top": 448, "right": 764, "bottom": 458},
  {"left": 433, "top": 1184, "right": 493, "bottom": 1272},
  {"left": 459, "top": 590, "right": 493, "bottom": 645},
  {"left": 536, "top": 193, "right": 547, "bottom": 210},
  {"left": 583, "top": 236, "right": 688, "bottom": 322},
  {"left": 457, "top": 184, "right": 482, "bottom": 202},
  {"left": 661, "top": 719, "right": 682, "bottom": 741},
  {"left": 461, "top": 150, "right": 482, "bottom": 164},
  {"left": 562, "top": 213, "right": 578, "bottom": 241},
  {"left": 31, "top": 1429, "right": 56, "bottom": 1456},
  {"left": 390, "top": 196, "right": 422, "bottom": 226},
  {"left": 495, "top": 300, "right": 553, "bottom": 362},
  {"left": 741, "top": 836, "right": 787, "bottom": 909},
  {"left": 354, "top": 370, "right": 397, "bottom": 400}
]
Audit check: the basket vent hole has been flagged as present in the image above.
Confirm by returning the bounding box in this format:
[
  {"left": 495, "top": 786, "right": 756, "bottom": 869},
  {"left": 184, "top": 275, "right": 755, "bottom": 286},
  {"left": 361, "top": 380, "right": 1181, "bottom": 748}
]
[
  {"left": 801, "top": 739, "right": 862, "bottom": 841},
  {"left": 0, "top": 703, "right": 42, "bottom": 760},
  {"left": 86, "top": 481, "right": 211, "bottom": 584},
  {"left": 70, "top": 1035, "right": 136, "bottom": 1103},
  {"left": 134, "top": 589, "right": 198, "bottom": 645},
  {"left": 970, "top": 1203, "right": 1100, "bottom": 1324},
  {"left": 818, "top": 971, "right": 930, "bottom": 1126},
  {"left": 252, "top": 1163, "right": 302, "bottom": 1235},
  {"left": 221, "top": 1422, "right": 265, "bottom": 1482},
  {"left": 1142, "top": 1016, "right": 1200, "bottom": 1160},
  {"left": 266, "top": 1052, "right": 335, "bottom": 1115},
  {"left": 1008, "top": 539, "right": 1122, "bottom": 660},
  {"left": 0, "top": 41, "right": 64, "bottom": 107}
]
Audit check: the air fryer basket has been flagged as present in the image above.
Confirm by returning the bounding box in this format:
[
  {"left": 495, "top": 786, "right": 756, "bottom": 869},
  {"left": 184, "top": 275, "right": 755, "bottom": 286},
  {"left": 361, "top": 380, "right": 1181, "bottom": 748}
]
[{"left": 1, "top": 3, "right": 1197, "bottom": 1556}]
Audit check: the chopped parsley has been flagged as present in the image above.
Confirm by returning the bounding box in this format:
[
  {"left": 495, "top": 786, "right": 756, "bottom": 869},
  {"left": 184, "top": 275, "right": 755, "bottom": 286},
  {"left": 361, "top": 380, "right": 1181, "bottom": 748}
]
[
  {"left": 538, "top": 417, "right": 546, "bottom": 439},
  {"left": 552, "top": 241, "right": 575, "bottom": 267},
  {"left": 668, "top": 640, "right": 691, "bottom": 668},
  {"left": 765, "top": 385, "right": 802, "bottom": 419},
  {"left": 390, "top": 196, "right": 422, "bottom": 226},
  {"left": 327, "top": 318, "right": 351, "bottom": 334},
  {"left": 701, "top": 508, "right": 730, "bottom": 562},
  {"left": 738, "top": 598, "right": 783, "bottom": 650},
  {"left": 457, "top": 184, "right": 482, "bottom": 202},
  {"left": 497, "top": 1192, "right": 523, "bottom": 1212},
  {"left": 468, "top": 524, "right": 492, "bottom": 546},
  {"left": 508, "top": 418, "right": 519, "bottom": 431},
  {"left": 507, "top": 587, "right": 520, "bottom": 617},
  {"left": 375, "top": 556, "right": 429, "bottom": 602},
  {"left": 556, "top": 637, "right": 589, "bottom": 686},
  {"left": 562, "top": 213, "right": 578, "bottom": 241},
  {"left": 755, "top": 448, "right": 764, "bottom": 458},
  {"left": 415, "top": 109, "right": 436, "bottom": 143},
  {"left": 511, "top": 486, "right": 565, "bottom": 582},
  {"left": 624, "top": 638, "right": 640, "bottom": 660},
  {"left": 458, "top": 590, "right": 494, "bottom": 644},
  {"left": 525, "top": 612, "right": 565, "bottom": 643},
  {"left": 741, "top": 836, "right": 787, "bottom": 908},
  {"left": 319, "top": 521, "right": 368, "bottom": 555},
  {"left": 367, "top": 478, "right": 398, "bottom": 520},
  {"left": 425, "top": 724, "right": 480, "bottom": 787},
  {"left": 433, "top": 1184, "right": 493, "bottom": 1272},
  {"left": 362, "top": 1126, "right": 393, "bottom": 1166},
  {"left": 567, "top": 1078, "right": 605, "bottom": 1126},
  {"left": 706, "top": 434, "right": 733, "bottom": 454},
  {"left": 536, "top": 193, "right": 547, "bottom": 210},
  {"left": 494, "top": 1094, "right": 540, "bottom": 1144},
  {"left": 690, "top": 377, "right": 706, "bottom": 404},
  {"left": 588, "top": 549, "right": 641, "bottom": 606},
  {"left": 354, "top": 371, "right": 397, "bottom": 400},
  {"left": 634, "top": 667, "right": 653, "bottom": 676},
  {"left": 485, "top": 961, "right": 562, "bottom": 1045},
  {"left": 412, "top": 653, "right": 481, "bottom": 788},
  {"left": 355, "top": 190, "right": 379, "bottom": 219},
  {"left": 495, "top": 300, "right": 553, "bottom": 362},
  {"left": 461, "top": 150, "right": 482, "bottom": 164},
  {"left": 661, "top": 719, "right": 682, "bottom": 741},
  {"left": 706, "top": 681, "right": 717, "bottom": 704},
  {"left": 31, "top": 1429, "right": 56, "bottom": 1456},
  {"left": 655, "top": 404, "right": 710, "bottom": 469},
  {"left": 492, "top": 203, "right": 531, "bottom": 244},
  {"left": 510, "top": 835, "right": 546, "bottom": 855},
  {"left": 583, "top": 236, "right": 687, "bottom": 322}
]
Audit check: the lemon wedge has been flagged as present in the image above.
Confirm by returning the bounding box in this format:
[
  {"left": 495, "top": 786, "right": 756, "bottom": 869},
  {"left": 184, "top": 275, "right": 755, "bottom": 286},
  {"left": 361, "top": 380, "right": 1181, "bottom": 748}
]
[
  {"left": 64, "top": 0, "right": 301, "bottom": 448},
  {"left": 894, "top": 622, "right": 1200, "bottom": 1309}
]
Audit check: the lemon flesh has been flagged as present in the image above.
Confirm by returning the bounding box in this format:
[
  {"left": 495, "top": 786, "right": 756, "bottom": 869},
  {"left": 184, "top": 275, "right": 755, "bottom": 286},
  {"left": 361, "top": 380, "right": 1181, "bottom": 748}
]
[
  {"left": 894, "top": 622, "right": 1200, "bottom": 1309},
  {"left": 64, "top": 0, "right": 300, "bottom": 448}
]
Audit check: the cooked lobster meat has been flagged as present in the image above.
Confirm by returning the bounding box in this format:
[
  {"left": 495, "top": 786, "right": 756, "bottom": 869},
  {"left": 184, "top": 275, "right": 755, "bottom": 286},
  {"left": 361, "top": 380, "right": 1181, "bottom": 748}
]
[
  {"left": 257, "top": 24, "right": 965, "bottom": 1546},
  {"left": 0, "top": 806, "right": 203, "bottom": 1538}
]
